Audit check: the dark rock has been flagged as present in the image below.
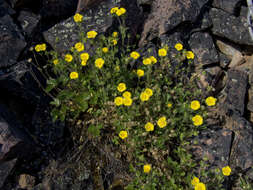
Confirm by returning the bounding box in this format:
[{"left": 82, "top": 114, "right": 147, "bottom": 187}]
[
  {"left": 219, "top": 53, "right": 230, "bottom": 68},
  {"left": 212, "top": 0, "right": 244, "bottom": 15},
  {"left": 17, "top": 10, "right": 40, "bottom": 36},
  {"left": 222, "top": 69, "right": 248, "bottom": 116},
  {"left": 189, "top": 32, "right": 219, "bottom": 65},
  {"left": 191, "top": 128, "right": 233, "bottom": 168},
  {"left": 43, "top": 0, "right": 120, "bottom": 53},
  {"left": 0, "top": 0, "right": 16, "bottom": 17},
  {"left": 139, "top": 0, "right": 210, "bottom": 45},
  {"left": 229, "top": 115, "right": 253, "bottom": 170},
  {"left": 8, "top": 0, "right": 34, "bottom": 9},
  {"left": 0, "top": 15, "right": 27, "bottom": 68},
  {"left": 0, "top": 158, "right": 17, "bottom": 188},
  {"left": 210, "top": 8, "right": 253, "bottom": 46},
  {"left": 0, "top": 61, "right": 45, "bottom": 105},
  {"left": 0, "top": 103, "right": 34, "bottom": 162},
  {"left": 40, "top": 0, "right": 78, "bottom": 20}
]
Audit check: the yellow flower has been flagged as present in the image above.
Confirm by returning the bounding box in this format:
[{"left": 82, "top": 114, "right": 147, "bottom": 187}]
[
  {"left": 140, "top": 92, "right": 149, "bottom": 102},
  {"left": 123, "top": 91, "right": 131, "bottom": 98},
  {"left": 222, "top": 166, "right": 231, "bottom": 176},
  {"left": 65, "top": 54, "right": 73, "bottom": 62},
  {"left": 114, "top": 97, "right": 123, "bottom": 106},
  {"left": 116, "top": 7, "right": 126, "bottom": 16},
  {"left": 191, "top": 176, "right": 200, "bottom": 186},
  {"left": 186, "top": 51, "right": 195, "bottom": 59},
  {"left": 73, "top": 13, "right": 83, "bottom": 22},
  {"left": 69, "top": 72, "right": 78, "bottom": 79},
  {"left": 102, "top": 47, "right": 109, "bottom": 53},
  {"left": 175, "top": 43, "right": 183, "bottom": 51},
  {"left": 53, "top": 59, "right": 59, "bottom": 65},
  {"left": 205, "top": 96, "right": 217, "bottom": 106},
  {"left": 157, "top": 116, "right": 167, "bottom": 128},
  {"left": 123, "top": 98, "right": 133, "bottom": 106},
  {"left": 35, "top": 44, "right": 46, "bottom": 52},
  {"left": 130, "top": 51, "right": 140, "bottom": 60},
  {"left": 158, "top": 48, "right": 167, "bottom": 57},
  {"left": 137, "top": 69, "right": 144, "bottom": 77},
  {"left": 81, "top": 60, "right": 87, "bottom": 66},
  {"left": 95, "top": 58, "right": 105, "bottom": 69},
  {"left": 35, "top": 44, "right": 41, "bottom": 52},
  {"left": 119, "top": 130, "right": 128, "bottom": 139},
  {"left": 40, "top": 43, "right": 46, "bottom": 51},
  {"left": 112, "top": 31, "right": 118, "bottom": 37},
  {"left": 194, "top": 183, "right": 206, "bottom": 190},
  {"left": 143, "top": 58, "right": 152, "bottom": 65},
  {"left": 87, "top": 30, "right": 98, "bottom": 39},
  {"left": 191, "top": 100, "right": 200, "bottom": 110},
  {"left": 110, "top": 7, "right": 119, "bottom": 14},
  {"left": 144, "top": 88, "right": 153, "bottom": 97},
  {"left": 112, "top": 39, "right": 117, "bottom": 45},
  {"left": 80, "top": 52, "right": 89, "bottom": 61},
  {"left": 117, "top": 83, "right": 126, "bottom": 92},
  {"left": 150, "top": 56, "right": 157, "bottom": 64},
  {"left": 115, "top": 65, "right": 120, "bottom": 71},
  {"left": 143, "top": 164, "right": 151, "bottom": 173},
  {"left": 167, "top": 103, "right": 172, "bottom": 108},
  {"left": 192, "top": 115, "right": 203, "bottom": 126},
  {"left": 145, "top": 122, "right": 154, "bottom": 132},
  {"left": 74, "top": 42, "right": 84, "bottom": 52}
]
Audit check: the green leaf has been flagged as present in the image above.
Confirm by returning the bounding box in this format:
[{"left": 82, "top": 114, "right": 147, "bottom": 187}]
[
  {"left": 88, "top": 124, "right": 102, "bottom": 137},
  {"left": 50, "top": 98, "right": 60, "bottom": 107},
  {"left": 46, "top": 79, "right": 58, "bottom": 92}
]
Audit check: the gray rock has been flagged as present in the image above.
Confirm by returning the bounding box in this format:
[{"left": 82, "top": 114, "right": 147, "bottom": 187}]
[
  {"left": 0, "top": 158, "right": 17, "bottom": 188},
  {"left": 0, "top": 103, "right": 34, "bottom": 162},
  {"left": 43, "top": 0, "right": 119, "bottom": 53},
  {"left": 0, "top": 15, "right": 26, "bottom": 68},
  {"left": 229, "top": 115, "right": 253, "bottom": 171},
  {"left": 191, "top": 128, "right": 233, "bottom": 168},
  {"left": 222, "top": 69, "right": 248, "bottom": 117},
  {"left": 17, "top": 10, "right": 40, "bottom": 36},
  {"left": 0, "top": 61, "right": 45, "bottom": 105},
  {"left": 0, "top": 0, "right": 16, "bottom": 17},
  {"left": 8, "top": 0, "right": 33, "bottom": 9},
  {"left": 189, "top": 32, "right": 219, "bottom": 65},
  {"left": 139, "top": 0, "right": 210, "bottom": 45},
  {"left": 219, "top": 53, "right": 230, "bottom": 68},
  {"left": 212, "top": 0, "right": 244, "bottom": 15},
  {"left": 210, "top": 8, "right": 253, "bottom": 46}
]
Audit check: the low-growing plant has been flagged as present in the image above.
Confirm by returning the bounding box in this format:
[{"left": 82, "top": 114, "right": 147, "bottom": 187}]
[{"left": 34, "top": 6, "right": 253, "bottom": 190}]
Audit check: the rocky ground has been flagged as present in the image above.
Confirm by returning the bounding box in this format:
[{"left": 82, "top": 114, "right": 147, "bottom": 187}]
[{"left": 1, "top": 0, "right": 253, "bottom": 189}]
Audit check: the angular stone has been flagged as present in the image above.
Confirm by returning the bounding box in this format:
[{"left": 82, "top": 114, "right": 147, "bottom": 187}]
[
  {"left": 0, "top": 158, "right": 17, "bottom": 188},
  {"left": 215, "top": 40, "right": 242, "bottom": 60},
  {"left": 139, "top": 0, "right": 209, "bottom": 45},
  {"left": 0, "top": 104, "right": 34, "bottom": 162},
  {"left": 17, "top": 10, "right": 40, "bottom": 36},
  {"left": 212, "top": 0, "right": 244, "bottom": 15},
  {"left": 0, "top": 61, "right": 45, "bottom": 105},
  {"left": 0, "top": 15, "right": 26, "bottom": 68},
  {"left": 0, "top": 0, "right": 16, "bottom": 17},
  {"left": 189, "top": 32, "right": 219, "bottom": 65},
  {"left": 222, "top": 69, "right": 248, "bottom": 116},
  {"left": 228, "top": 115, "right": 253, "bottom": 170},
  {"left": 219, "top": 53, "right": 230, "bottom": 68},
  {"left": 210, "top": 8, "right": 253, "bottom": 46},
  {"left": 43, "top": 0, "right": 119, "bottom": 53},
  {"left": 191, "top": 128, "right": 233, "bottom": 168}
]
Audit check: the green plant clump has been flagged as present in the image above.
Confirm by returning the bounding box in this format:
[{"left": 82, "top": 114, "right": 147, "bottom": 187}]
[{"left": 34, "top": 7, "right": 253, "bottom": 190}]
